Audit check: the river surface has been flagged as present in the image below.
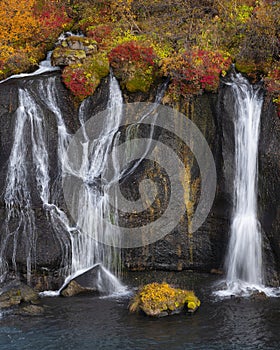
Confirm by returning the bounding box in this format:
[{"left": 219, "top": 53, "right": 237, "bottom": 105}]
[{"left": 0, "top": 271, "right": 279, "bottom": 350}]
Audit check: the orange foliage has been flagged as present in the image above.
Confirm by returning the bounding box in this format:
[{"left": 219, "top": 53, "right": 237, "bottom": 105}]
[
  {"left": 0, "top": 0, "right": 72, "bottom": 78},
  {"left": 0, "top": 0, "right": 40, "bottom": 48}
]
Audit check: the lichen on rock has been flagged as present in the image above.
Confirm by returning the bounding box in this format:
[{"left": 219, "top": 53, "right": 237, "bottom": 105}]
[{"left": 129, "top": 282, "right": 200, "bottom": 317}]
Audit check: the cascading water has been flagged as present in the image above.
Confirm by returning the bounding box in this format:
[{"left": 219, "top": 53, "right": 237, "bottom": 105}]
[
  {"left": 0, "top": 70, "right": 125, "bottom": 293},
  {"left": 0, "top": 42, "right": 167, "bottom": 295},
  {"left": 217, "top": 72, "right": 265, "bottom": 296},
  {"left": 63, "top": 72, "right": 124, "bottom": 282}
]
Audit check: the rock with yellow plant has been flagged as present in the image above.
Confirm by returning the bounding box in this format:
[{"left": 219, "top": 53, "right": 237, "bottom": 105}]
[{"left": 129, "top": 282, "right": 200, "bottom": 317}]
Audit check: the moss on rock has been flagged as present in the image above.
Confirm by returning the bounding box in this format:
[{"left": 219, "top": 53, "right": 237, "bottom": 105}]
[
  {"left": 129, "top": 282, "right": 200, "bottom": 317},
  {"left": 125, "top": 70, "right": 154, "bottom": 93},
  {"left": 52, "top": 48, "right": 87, "bottom": 66}
]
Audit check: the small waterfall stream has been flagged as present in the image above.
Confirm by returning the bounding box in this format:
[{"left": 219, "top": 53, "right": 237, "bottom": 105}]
[
  {"left": 226, "top": 74, "right": 263, "bottom": 289},
  {"left": 216, "top": 72, "right": 268, "bottom": 297},
  {"left": 63, "top": 73, "right": 124, "bottom": 282}
]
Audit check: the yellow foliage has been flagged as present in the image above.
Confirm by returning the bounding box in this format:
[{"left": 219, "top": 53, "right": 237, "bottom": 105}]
[
  {"left": 129, "top": 282, "right": 200, "bottom": 316},
  {"left": 0, "top": 0, "right": 40, "bottom": 48}
]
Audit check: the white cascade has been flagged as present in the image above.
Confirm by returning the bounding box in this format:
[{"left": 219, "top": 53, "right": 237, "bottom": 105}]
[
  {"left": 1, "top": 88, "right": 50, "bottom": 283},
  {"left": 217, "top": 72, "right": 266, "bottom": 296},
  {"left": 39, "top": 74, "right": 125, "bottom": 293},
  {"left": 1, "top": 67, "right": 167, "bottom": 296},
  {"left": 64, "top": 73, "right": 124, "bottom": 279},
  {"left": 0, "top": 74, "right": 126, "bottom": 294}
]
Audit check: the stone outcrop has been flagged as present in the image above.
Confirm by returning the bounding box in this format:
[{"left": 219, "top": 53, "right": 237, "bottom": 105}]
[
  {"left": 51, "top": 36, "right": 98, "bottom": 66},
  {"left": 0, "top": 280, "right": 41, "bottom": 314}
]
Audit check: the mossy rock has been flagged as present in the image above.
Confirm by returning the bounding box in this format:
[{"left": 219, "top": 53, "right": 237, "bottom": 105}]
[
  {"left": 126, "top": 70, "right": 154, "bottom": 93},
  {"left": 129, "top": 282, "right": 200, "bottom": 317},
  {"left": 87, "top": 53, "right": 110, "bottom": 79},
  {"left": 51, "top": 48, "right": 87, "bottom": 66},
  {"left": 63, "top": 36, "right": 98, "bottom": 53},
  {"left": 0, "top": 282, "right": 38, "bottom": 309}
]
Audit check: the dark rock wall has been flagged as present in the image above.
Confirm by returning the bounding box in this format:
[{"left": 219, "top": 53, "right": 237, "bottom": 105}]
[
  {"left": 0, "top": 72, "right": 279, "bottom": 287},
  {"left": 122, "top": 93, "right": 229, "bottom": 273},
  {"left": 259, "top": 97, "right": 280, "bottom": 285}
]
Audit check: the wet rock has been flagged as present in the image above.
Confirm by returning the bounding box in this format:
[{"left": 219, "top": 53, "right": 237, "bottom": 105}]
[
  {"left": 17, "top": 304, "right": 44, "bottom": 316},
  {"left": 51, "top": 36, "right": 98, "bottom": 66},
  {"left": 61, "top": 280, "right": 95, "bottom": 297},
  {"left": 0, "top": 281, "right": 38, "bottom": 309},
  {"left": 250, "top": 291, "right": 268, "bottom": 300},
  {"left": 60, "top": 264, "right": 102, "bottom": 297}
]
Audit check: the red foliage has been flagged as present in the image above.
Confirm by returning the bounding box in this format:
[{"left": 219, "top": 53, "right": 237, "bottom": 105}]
[
  {"left": 108, "top": 41, "right": 156, "bottom": 68},
  {"left": 87, "top": 25, "right": 112, "bottom": 43},
  {"left": 35, "top": 2, "right": 72, "bottom": 40},
  {"left": 62, "top": 67, "right": 96, "bottom": 100},
  {"left": 164, "top": 49, "right": 232, "bottom": 98},
  {"left": 265, "top": 68, "right": 280, "bottom": 93}
]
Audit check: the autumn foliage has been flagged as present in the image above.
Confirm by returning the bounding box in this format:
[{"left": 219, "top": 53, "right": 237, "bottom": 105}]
[
  {"left": 108, "top": 41, "right": 156, "bottom": 68},
  {"left": 35, "top": 1, "right": 72, "bottom": 42},
  {"left": 108, "top": 41, "right": 158, "bottom": 92},
  {"left": 0, "top": 0, "right": 72, "bottom": 78},
  {"left": 1, "top": 0, "right": 280, "bottom": 111},
  {"left": 161, "top": 49, "right": 232, "bottom": 99}
]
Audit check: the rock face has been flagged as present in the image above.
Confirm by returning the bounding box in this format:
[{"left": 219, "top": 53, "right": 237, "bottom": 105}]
[
  {"left": 0, "top": 280, "right": 39, "bottom": 310},
  {"left": 51, "top": 36, "right": 98, "bottom": 66},
  {"left": 258, "top": 97, "right": 280, "bottom": 285},
  {"left": 121, "top": 93, "right": 229, "bottom": 273},
  {"left": 0, "top": 71, "right": 279, "bottom": 288}
]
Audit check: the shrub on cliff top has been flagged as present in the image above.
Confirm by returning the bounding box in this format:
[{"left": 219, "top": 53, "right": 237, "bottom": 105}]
[
  {"left": 161, "top": 49, "right": 232, "bottom": 99},
  {"left": 62, "top": 53, "right": 110, "bottom": 101},
  {"left": 108, "top": 40, "right": 157, "bottom": 68},
  {"left": 108, "top": 40, "right": 158, "bottom": 92}
]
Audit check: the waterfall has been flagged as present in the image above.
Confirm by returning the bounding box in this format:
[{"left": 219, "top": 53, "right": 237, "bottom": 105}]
[
  {"left": 0, "top": 55, "right": 168, "bottom": 295},
  {"left": 63, "top": 73, "right": 123, "bottom": 280},
  {"left": 40, "top": 73, "right": 125, "bottom": 293},
  {"left": 1, "top": 88, "right": 50, "bottom": 283},
  {"left": 0, "top": 51, "right": 59, "bottom": 84},
  {"left": 217, "top": 72, "right": 265, "bottom": 296},
  {"left": 0, "top": 74, "right": 125, "bottom": 293}
]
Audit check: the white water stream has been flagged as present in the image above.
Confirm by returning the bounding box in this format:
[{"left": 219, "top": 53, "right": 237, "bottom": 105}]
[{"left": 215, "top": 73, "right": 280, "bottom": 297}]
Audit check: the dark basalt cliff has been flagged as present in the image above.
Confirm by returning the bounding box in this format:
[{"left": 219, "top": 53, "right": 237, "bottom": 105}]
[{"left": 0, "top": 71, "right": 279, "bottom": 289}]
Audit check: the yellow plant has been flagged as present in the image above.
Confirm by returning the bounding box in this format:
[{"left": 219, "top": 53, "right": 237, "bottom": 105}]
[{"left": 129, "top": 282, "right": 200, "bottom": 316}]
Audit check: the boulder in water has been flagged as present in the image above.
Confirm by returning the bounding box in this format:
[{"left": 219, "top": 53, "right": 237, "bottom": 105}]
[
  {"left": 129, "top": 282, "right": 200, "bottom": 317},
  {"left": 60, "top": 280, "right": 96, "bottom": 297},
  {"left": 0, "top": 281, "right": 38, "bottom": 309},
  {"left": 17, "top": 304, "right": 44, "bottom": 316},
  {"left": 59, "top": 264, "right": 124, "bottom": 297},
  {"left": 0, "top": 280, "right": 43, "bottom": 316}
]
